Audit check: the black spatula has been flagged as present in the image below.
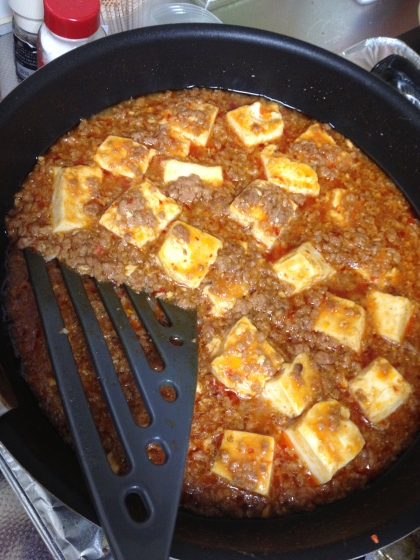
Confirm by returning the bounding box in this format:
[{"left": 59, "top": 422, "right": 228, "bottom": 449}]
[{"left": 24, "top": 247, "right": 198, "bottom": 560}]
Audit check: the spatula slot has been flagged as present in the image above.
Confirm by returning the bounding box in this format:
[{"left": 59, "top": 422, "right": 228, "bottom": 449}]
[
  {"left": 125, "top": 491, "right": 150, "bottom": 523},
  {"left": 169, "top": 334, "right": 184, "bottom": 346},
  {"left": 145, "top": 293, "right": 171, "bottom": 327},
  {"left": 159, "top": 383, "right": 177, "bottom": 402},
  {"left": 146, "top": 441, "right": 167, "bottom": 465},
  {"left": 97, "top": 283, "right": 164, "bottom": 373}
]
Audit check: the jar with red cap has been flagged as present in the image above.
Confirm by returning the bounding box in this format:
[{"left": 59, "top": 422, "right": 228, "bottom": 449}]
[{"left": 37, "top": 0, "right": 106, "bottom": 67}]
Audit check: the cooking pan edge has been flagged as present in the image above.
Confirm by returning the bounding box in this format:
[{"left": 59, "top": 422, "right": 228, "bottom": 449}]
[{"left": 1, "top": 24, "right": 420, "bottom": 560}]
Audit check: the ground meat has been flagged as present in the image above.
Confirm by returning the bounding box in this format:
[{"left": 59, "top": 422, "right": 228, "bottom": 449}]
[
  {"left": 117, "top": 188, "right": 157, "bottom": 228},
  {"left": 167, "top": 174, "right": 213, "bottom": 204},
  {"left": 5, "top": 87, "right": 420, "bottom": 520},
  {"left": 172, "top": 222, "right": 190, "bottom": 242},
  {"left": 236, "top": 181, "right": 295, "bottom": 226}
]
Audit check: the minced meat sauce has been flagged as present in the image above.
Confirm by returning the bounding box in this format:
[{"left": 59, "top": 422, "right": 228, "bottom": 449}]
[{"left": 5, "top": 88, "right": 420, "bottom": 518}]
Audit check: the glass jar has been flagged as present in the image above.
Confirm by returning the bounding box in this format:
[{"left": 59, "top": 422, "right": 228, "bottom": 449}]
[
  {"left": 8, "top": 0, "right": 44, "bottom": 81},
  {"left": 37, "top": 0, "right": 105, "bottom": 67}
]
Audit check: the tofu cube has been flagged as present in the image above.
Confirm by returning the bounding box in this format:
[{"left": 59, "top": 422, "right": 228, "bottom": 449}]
[
  {"left": 272, "top": 242, "right": 335, "bottom": 294},
  {"left": 262, "top": 353, "right": 321, "bottom": 418},
  {"left": 226, "top": 101, "right": 284, "bottom": 148},
  {"left": 367, "top": 290, "right": 415, "bottom": 343},
  {"left": 229, "top": 180, "right": 297, "bottom": 248},
  {"left": 99, "top": 180, "right": 181, "bottom": 249},
  {"left": 349, "top": 357, "right": 412, "bottom": 424},
  {"left": 210, "top": 316, "right": 284, "bottom": 397},
  {"left": 51, "top": 165, "right": 103, "bottom": 233},
  {"left": 327, "top": 188, "right": 348, "bottom": 225},
  {"left": 211, "top": 430, "right": 275, "bottom": 496},
  {"left": 285, "top": 400, "right": 365, "bottom": 484},
  {"left": 295, "top": 123, "right": 336, "bottom": 147},
  {"left": 313, "top": 293, "right": 366, "bottom": 353},
  {"left": 162, "top": 159, "right": 223, "bottom": 187},
  {"left": 203, "top": 276, "right": 249, "bottom": 317},
  {"left": 93, "top": 135, "right": 156, "bottom": 178},
  {"left": 157, "top": 221, "right": 223, "bottom": 288},
  {"left": 162, "top": 102, "right": 219, "bottom": 147},
  {"left": 261, "top": 145, "right": 320, "bottom": 197},
  {"left": 162, "top": 134, "right": 191, "bottom": 158}
]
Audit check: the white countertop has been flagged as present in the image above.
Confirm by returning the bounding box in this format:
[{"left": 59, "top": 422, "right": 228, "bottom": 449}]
[{"left": 213, "top": 0, "right": 420, "bottom": 53}]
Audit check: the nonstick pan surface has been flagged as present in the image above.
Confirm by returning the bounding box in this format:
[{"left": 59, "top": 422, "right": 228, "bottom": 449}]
[{"left": 1, "top": 24, "right": 420, "bottom": 560}]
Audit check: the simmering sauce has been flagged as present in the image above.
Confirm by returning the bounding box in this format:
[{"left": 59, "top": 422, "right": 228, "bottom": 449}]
[{"left": 5, "top": 88, "right": 420, "bottom": 518}]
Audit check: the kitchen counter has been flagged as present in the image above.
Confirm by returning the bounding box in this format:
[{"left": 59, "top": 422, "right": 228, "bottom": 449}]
[
  {"left": 2, "top": 0, "right": 420, "bottom": 99},
  {"left": 212, "top": 0, "right": 420, "bottom": 54}
]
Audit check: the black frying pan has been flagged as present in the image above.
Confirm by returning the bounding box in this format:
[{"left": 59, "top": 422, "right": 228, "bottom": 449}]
[{"left": 1, "top": 24, "right": 420, "bottom": 560}]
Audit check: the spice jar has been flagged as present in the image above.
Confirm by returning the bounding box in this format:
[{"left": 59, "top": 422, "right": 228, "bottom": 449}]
[
  {"left": 37, "top": 0, "right": 105, "bottom": 67},
  {"left": 8, "top": 0, "right": 44, "bottom": 81}
]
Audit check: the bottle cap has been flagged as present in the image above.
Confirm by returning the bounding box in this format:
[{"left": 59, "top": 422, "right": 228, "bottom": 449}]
[
  {"left": 8, "top": 0, "right": 44, "bottom": 21},
  {"left": 43, "top": 0, "right": 100, "bottom": 39}
]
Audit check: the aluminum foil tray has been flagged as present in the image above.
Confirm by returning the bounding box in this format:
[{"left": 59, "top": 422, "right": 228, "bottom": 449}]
[{"left": 0, "top": 443, "right": 110, "bottom": 560}]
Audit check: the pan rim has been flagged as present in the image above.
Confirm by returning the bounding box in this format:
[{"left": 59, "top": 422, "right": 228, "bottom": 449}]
[{"left": 1, "top": 24, "right": 420, "bottom": 560}]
